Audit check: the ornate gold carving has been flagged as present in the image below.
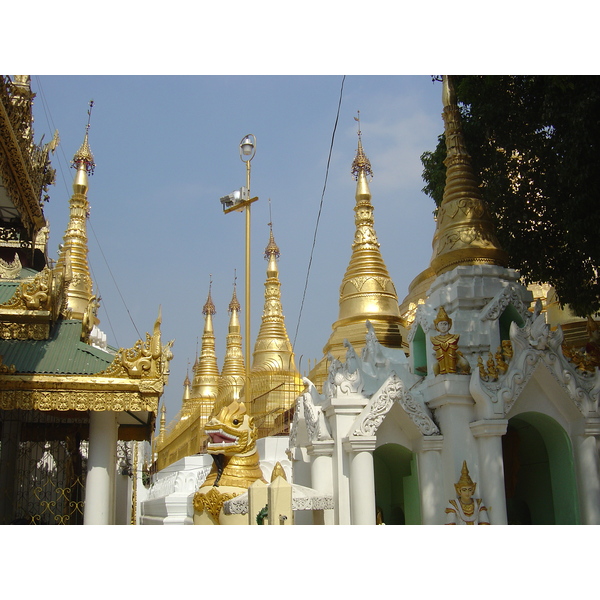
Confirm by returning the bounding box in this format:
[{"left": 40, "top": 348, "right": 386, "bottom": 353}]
[
  {"left": 0, "top": 355, "right": 15, "bottom": 373},
  {"left": 0, "top": 267, "right": 52, "bottom": 311},
  {"left": 478, "top": 342, "right": 512, "bottom": 382},
  {"left": 563, "top": 316, "right": 600, "bottom": 373},
  {"left": 0, "top": 76, "right": 55, "bottom": 240},
  {"left": 98, "top": 312, "right": 172, "bottom": 381},
  {"left": 193, "top": 487, "right": 238, "bottom": 524},
  {"left": 81, "top": 295, "right": 99, "bottom": 342},
  {"left": 0, "top": 321, "right": 49, "bottom": 340},
  {"left": 0, "top": 388, "right": 159, "bottom": 412}
]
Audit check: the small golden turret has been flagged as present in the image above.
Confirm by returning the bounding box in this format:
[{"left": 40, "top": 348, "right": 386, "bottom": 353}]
[
  {"left": 55, "top": 101, "right": 96, "bottom": 322},
  {"left": 429, "top": 76, "right": 508, "bottom": 275}
]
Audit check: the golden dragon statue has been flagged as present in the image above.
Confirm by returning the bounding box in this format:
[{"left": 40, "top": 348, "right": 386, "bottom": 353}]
[{"left": 193, "top": 400, "right": 266, "bottom": 525}]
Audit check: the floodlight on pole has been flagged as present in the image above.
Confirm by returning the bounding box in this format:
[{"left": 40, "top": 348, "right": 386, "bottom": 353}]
[{"left": 220, "top": 134, "right": 258, "bottom": 406}]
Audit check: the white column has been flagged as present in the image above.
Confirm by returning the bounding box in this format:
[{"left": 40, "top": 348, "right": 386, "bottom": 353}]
[
  {"left": 416, "top": 435, "right": 445, "bottom": 524},
  {"left": 308, "top": 440, "right": 334, "bottom": 525},
  {"left": 576, "top": 419, "right": 600, "bottom": 524},
  {"left": 323, "top": 394, "right": 368, "bottom": 525},
  {"left": 470, "top": 419, "right": 508, "bottom": 525},
  {"left": 84, "top": 411, "right": 118, "bottom": 525},
  {"left": 345, "top": 437, "right": 376, "bottom": 525}
]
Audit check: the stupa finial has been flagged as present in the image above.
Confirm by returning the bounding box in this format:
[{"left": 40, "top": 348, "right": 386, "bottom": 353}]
[
  {"left": 203, "top": 275, "right": 216, "bottom": 316},
  {"left": 72, "top": 100, "right": 96, "bottom": 175},
  {"left": 351, "top": 111, "right": 373, "bottom": 180}
]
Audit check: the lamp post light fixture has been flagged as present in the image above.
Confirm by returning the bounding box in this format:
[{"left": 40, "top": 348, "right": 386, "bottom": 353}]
[{"left": 221, "top": 134, "right": 258, "bottom": 405}]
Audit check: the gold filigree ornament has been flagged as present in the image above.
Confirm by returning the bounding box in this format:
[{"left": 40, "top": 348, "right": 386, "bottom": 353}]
[
  {"left": 193, "top": 487, "right": 238, "bottom": 525},
  {"left": 0, "top": 267, "right": 52, "bottom": 311}
]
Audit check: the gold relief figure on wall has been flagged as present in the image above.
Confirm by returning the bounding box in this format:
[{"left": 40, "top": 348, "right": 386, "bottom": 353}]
[
  {"left": 445, "top": 461, "right": 490, "bottom": 525},
  {"left": 431, "top": 306, "right": 471, "bottom": 375}
]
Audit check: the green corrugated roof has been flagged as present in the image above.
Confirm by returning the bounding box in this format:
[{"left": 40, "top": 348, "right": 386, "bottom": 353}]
[
  {"left": 0, "top": 279, "right": 20, "bottom": 304},
  {"left": 0, "top": 268, "right": 40, "bottom": 303},
  {"left": 0, "top": 319, "right": 115, "bottom": 374}
]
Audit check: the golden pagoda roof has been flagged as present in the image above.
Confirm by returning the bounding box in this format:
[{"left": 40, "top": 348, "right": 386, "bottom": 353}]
[{"left": 429, "top": 76, "right": 508, "bottom": 275}]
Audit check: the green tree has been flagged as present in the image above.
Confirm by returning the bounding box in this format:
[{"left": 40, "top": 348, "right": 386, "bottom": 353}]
[{"left": 421, "top": 75, "right": 600, "bottom": 317}]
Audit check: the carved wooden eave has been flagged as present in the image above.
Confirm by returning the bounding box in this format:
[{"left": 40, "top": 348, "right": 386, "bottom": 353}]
[
  {"left": 0, "top": 76, "right": 54, "bottom": 241},
  {"left": 470, "top": 310, "right": 600, "bottom": 420}
]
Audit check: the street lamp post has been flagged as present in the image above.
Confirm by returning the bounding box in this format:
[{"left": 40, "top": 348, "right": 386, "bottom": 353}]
[{"left": 221, "top": 134, "right": 258, "bottom": 404}]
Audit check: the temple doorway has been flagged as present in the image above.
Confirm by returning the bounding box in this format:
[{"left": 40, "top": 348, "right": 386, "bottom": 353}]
[
  {"left": 373, "top": 443, "right": 421, "bottom": 524},
  {"left": 502, "top": 412, "right": 579, "bottom": 524}
]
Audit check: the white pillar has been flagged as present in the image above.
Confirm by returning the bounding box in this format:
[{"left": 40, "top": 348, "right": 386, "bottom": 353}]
[
  {"left": 308, "top": 440, "right": 334, "bottom": 525},
  {"left": 345, "top": 437, "right": 376, "bottom": 525},
  {"left": 470, "top": 419, "right": 508, "bottom": 525},
  {"left": 323, "top": 394, "right": 368, "bottom": 525},
  {"left": 576, "top": 419, "right": 600, "bottom": 524},
  {"left": 416, "top": 435, "right": 445, "bottom": 524},
  {"left": 84, "top": 411, "right": 118, "bottom": 525}
]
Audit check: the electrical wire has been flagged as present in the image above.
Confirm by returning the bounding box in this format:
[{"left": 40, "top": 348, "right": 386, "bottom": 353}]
[{"left": 292, "top": 75, "right": 346, "bottom": 351}]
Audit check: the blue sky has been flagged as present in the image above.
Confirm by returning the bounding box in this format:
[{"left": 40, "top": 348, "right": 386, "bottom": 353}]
[{"left": 29, "top": 75, "right": 441, "bottom": 422}]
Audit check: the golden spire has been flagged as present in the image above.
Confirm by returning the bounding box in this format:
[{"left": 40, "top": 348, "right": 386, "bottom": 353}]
[
  {"left": 218, "top": 275, "right": 246, "bottom": 401},
  {"left": 251, "top": 224, "right": 297, "bottom": 372},
  {"left": 322, "top": 119, "right": 402, "bottom": 358},
  {"left": 429, "top": 76, "right": 508, "bottom": 275},
  {"left": 191, "top": 279, "right": 219, "bottom": 399},
  {"left": 55, "top": 101, "right": 96, "bottom": 322}
]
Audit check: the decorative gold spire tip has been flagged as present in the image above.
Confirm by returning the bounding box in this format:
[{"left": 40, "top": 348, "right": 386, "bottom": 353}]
[
  {"left": 351, "top": 111, "right": 373, "bottom": 180},
  {"left": 264, "top": 223, "right": 280, "bottom": 260},
  {"left": 72, "top": 100, "right": 96, "bottom": 175},
  {"left": 203, "top": 277, "right": 216, "bottom": 316},
  {"left": 229, "top": 275, "right": 241, "bottom": 313}
]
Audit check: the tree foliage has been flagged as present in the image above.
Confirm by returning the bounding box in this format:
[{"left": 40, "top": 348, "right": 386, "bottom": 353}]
[{"left": 421, "top": 75, "right": 600, "bottom": 317}]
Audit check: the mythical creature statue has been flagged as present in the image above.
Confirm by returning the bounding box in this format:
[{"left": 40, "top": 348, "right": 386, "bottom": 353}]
[
  {"left": 193, "top": 400, "right": 266, "bottom": 525},
  {"left": 445, "top": 461, "right": 490, "bottom": 525},
  {"left": 301, "top": 377, "right": 332, "bottom": 442},
  {"left": 431, "top": 306, "right": 471, "bottom": 375}
]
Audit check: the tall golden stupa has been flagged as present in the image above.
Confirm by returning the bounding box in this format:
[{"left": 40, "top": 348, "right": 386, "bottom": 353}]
[
  {"left": 308, "top": 126, "right": 404, "bottom": 389},
  {"left": 400, "top": 75, "right": 508, "bottom": 326},
  {"left": 248, "top": 224, "right": 303, "bottom": 437}
]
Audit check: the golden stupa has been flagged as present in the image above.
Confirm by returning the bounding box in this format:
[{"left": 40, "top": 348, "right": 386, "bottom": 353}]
[
  {"left": 248, "top": 225, "right": 303, "bottom": 438},
  {"left": 309, "top": 127, "right": 404, "bottom": 390},
  {"left": 400, "top": 75, "right": 509, "bottom": 327},
  {"left": 429, "top": 75, "right": 508, "bottom": 275}
]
